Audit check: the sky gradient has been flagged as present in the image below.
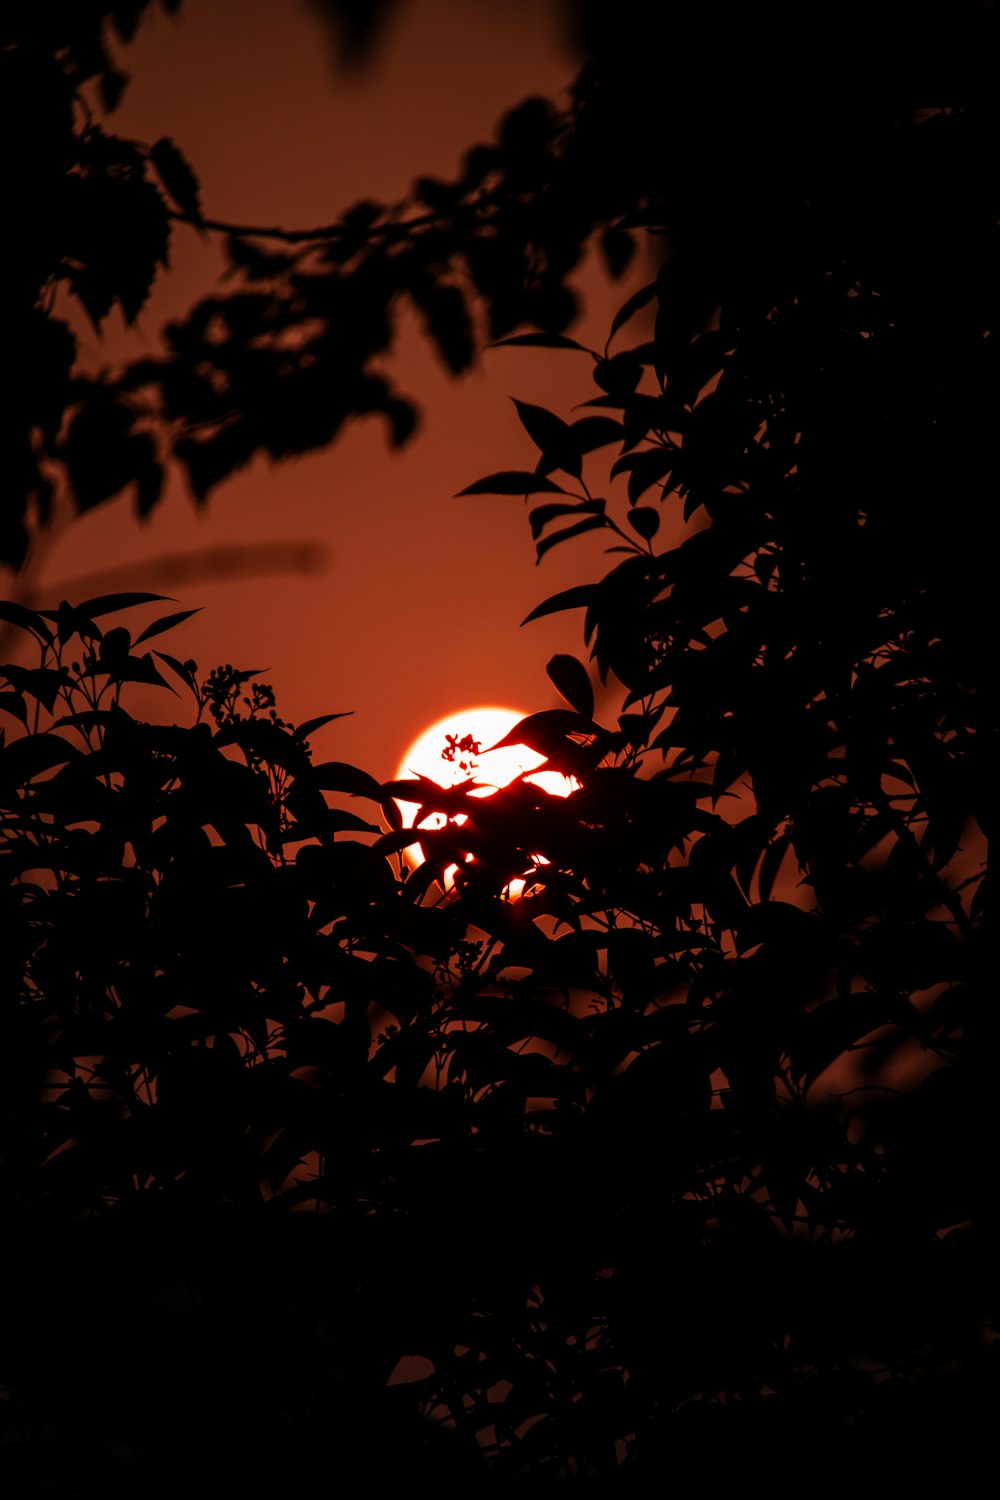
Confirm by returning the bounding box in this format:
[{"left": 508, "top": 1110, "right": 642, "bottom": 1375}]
[{"left": 13, "top": 0, "right": 648, "bottom": 779}]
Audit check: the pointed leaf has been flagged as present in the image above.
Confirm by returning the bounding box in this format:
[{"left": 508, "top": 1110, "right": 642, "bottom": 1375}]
[
  {"left": 152, "top": 650, "right": 198, "bottom": 692},
  {"left": 311, "top": 761, "right": 383, "bottom": 799},
  {"left": 512, "top": 400, "right": 581, "bottom": 478},
  {"left": 529, "top": 499, "right": 605, "bottom": 540},
  {"left": 546, "top": 655, "right": 594, "bottom": 719},
  {"left": 488, "top": 709, "right": 595, "bottom": 757},
  {"left": 113, "top": 654, "right": 174, "bottom": 690},
  {"left": 74, "top": 592, "right": 173, "bottom": 618},
  {"left": 608, "top": 281, "right": 656, "bottom": 341},
  {"left": 133, "top": 608, "right": 202, "bottom": 645},
  {"left": 292, "top": 712, "right": 352, "bottom": 743},
  {"left": 0, "top": 693, "right": 28, "bottom": 726},
  {"left": 149, "top": 137, "right": 204, "bottom": 224},
  {"left": 456, "top": 471, "right": 570, "bottom": 497},
  {"left": 0, "top": 602, "right": 54, "bottom": 645},
  {"left": 490, "top": 332, "right": 594, "bottom": 353},
  {"left": 536, "top": 513, "right": 607, "bottom": 561},
  {"left": 522, "top": 585, "right": 597, "bottom": 626},
  {"left": 569, "top": 415, "right": 624, "bottom": 453}
]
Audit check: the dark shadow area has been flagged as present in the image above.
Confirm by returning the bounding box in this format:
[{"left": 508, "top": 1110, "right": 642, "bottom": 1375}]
[{"left": 0, "top": 4, "right": 995, "bottom": 1492}]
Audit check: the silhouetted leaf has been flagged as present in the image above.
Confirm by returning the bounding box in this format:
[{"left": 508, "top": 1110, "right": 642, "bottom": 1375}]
[
  {"left": 546, "top": 655, "right": 594, "bottom": 719},
  {"left": 0, "top": 732, "right": 81, "bottom": 785},
  {"left": 133, "top": 608, "right": 201, "bottom": 644},
  {"left": 522, "top": 585, "right": 597, "bottom": 625},
  {"left": 312, "top": 760, "right": 383, "bottom": 798},
  {"left": 0, "top": 602, "right": 54, "bottom": 645},
  {"left": 608, "top": 281, "right": 656, "bottom": 341},
  {"left": 0, "top": 692, "right": 28, "bottom": 726},
  {"left": 151, "top": 650, "right": 198, "bottom": 691},
  {"left": 488, "top": 709, "right": 595, "bottom": 757},
  {"left": 612, "top": 447, "right": 674, "bottom": 502},
  {"left": 626, "top": 506, "right": 660, "bottom": 539},
  {"left": 292, "top": 712, "right": 352, "bottom": 743},
  {"left": 569, "top": 415, "right": 624, "bottom": 453},
  {"left": 149, "top": 136, "right": 203, "bottom": 224},
  {"left": 490, "top": 333, "right": 593, "bottom": 352},
  {"left": 512, "top": 399, "right": 582, "bottom": 478},
  {"left": 535, "top": 513, "right": 606, "bottom": 560},
  {"left": 529, "top": 499, "right": 605, "bottom": 539},
  {"left": 75, "top": 591, "right": 172, "bottom": 618},
  {"left": 456, "top": 471, "right": 570, "bottom": 497}
]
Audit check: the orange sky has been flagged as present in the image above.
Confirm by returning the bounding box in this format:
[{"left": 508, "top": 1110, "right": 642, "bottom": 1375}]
[{"left": 12, "top": 0, "right": 649, "bottom": 781}]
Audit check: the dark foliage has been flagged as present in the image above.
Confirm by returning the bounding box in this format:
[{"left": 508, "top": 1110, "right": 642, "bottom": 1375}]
[{"left": 1, "top": 4, "right": 997, "bottom": 1493}]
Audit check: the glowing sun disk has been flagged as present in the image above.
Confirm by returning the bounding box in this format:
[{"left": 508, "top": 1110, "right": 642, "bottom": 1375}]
[{"left": 394, "top": 706, "right": 577, "bottom": 890}]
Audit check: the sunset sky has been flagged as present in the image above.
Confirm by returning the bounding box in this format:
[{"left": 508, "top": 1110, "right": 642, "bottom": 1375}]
[{"left": 14, "top": 0, "right": 649, "bottom": 780}]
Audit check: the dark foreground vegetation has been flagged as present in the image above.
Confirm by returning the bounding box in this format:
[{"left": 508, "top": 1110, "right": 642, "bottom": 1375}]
[{"left": 1, "top": 4, "right": 995, "bottom": 1492}]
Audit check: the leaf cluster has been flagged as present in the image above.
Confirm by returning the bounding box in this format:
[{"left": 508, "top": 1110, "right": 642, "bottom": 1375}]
[
  {"left": 0, "top": 526, "right": 989, "bottom": 1493},
  {"left": 1, "top": 11, "right": 996, "bottom": 1489}
]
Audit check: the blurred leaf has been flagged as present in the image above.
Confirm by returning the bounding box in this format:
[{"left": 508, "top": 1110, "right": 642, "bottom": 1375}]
[
  {"left": 599, "top": 226, "right": 635, "bottom": 280},
  {"left": 0, "top": 601, "right": 54, "bottom": 645},
  {"left": 149, "top": 136, "right": 203, "bottom": 224}
]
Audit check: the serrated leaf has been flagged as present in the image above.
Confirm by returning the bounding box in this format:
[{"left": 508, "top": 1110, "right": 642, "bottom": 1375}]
[{"left": 456, "top": 471, "right": 570, "bottom": 497}]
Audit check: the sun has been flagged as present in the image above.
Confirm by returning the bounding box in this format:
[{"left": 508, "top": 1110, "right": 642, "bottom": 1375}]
[{"left": 393, "top": 705, "right": 577, "bottom": 890}]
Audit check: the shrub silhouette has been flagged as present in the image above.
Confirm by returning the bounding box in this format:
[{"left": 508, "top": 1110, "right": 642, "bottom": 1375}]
[{"left": 1, "top": 7, "right": 995, "bottom": 1493}]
